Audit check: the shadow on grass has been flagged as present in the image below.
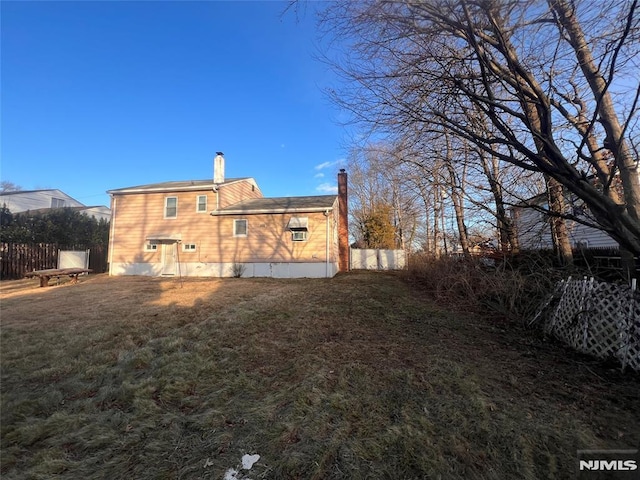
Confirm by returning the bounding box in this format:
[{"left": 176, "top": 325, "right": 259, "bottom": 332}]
[{"left": 1, "top": 272, "right": 639, "bottom": 479}]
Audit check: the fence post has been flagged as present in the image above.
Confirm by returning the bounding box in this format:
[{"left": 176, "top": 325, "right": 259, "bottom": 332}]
[{"left": 621, "top": 280, "right": 637, "bottom": 371}]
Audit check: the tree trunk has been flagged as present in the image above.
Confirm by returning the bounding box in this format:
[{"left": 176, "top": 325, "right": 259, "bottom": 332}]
[
  {"left": 480, "top": 151, "right": 519, "bottom": 252},
  {"left": 551, "top": 0, "right": 639, "bottom": 279},
  {"left": 392, "top": 183, "right": 405, "bottom": 250},
  {"left": 550, "top": 0, "right": 640, "bottom": 220},
  {"left": 433, "top": 184, "right": 442, "bottom": 258},
  {"left": 418, "top": 184, "right": 433, "bottom": 255},
  {"left": 546, "top": 176, "right": 574, "bottom": 265},
  {"left": 444, "top": 137, "right": 470, "bottom": 255}
]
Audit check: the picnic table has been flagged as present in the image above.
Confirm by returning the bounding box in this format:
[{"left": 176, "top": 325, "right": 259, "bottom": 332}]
[{"left": 25, "top": 268, "right": 92, "bottom": 287}]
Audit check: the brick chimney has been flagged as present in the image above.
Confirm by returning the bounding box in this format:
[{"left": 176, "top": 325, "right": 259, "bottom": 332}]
[
  {"left": 214, "top": 152, "right": 225, "bottom": 184},
  {"left": 338, "top": 169, "right": 349, "bottom": 272}
]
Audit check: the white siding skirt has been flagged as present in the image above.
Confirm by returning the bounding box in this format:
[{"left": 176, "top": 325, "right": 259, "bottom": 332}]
[{"left": 109, "top": 262, "right": 339, "bottom": 278}]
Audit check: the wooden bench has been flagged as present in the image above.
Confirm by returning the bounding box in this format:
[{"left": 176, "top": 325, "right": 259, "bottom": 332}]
[{"left": 25, "top": 268, "right": 92, "bottom": 287}]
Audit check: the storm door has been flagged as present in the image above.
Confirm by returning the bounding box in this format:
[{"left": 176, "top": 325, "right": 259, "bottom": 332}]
[{"left": 161, "top": 242, "right": 177, "bottom": 275}]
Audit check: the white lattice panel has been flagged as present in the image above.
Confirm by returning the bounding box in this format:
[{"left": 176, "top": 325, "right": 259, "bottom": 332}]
[{"left": 544, "top": 277, "right": 640, "bottom": 372}]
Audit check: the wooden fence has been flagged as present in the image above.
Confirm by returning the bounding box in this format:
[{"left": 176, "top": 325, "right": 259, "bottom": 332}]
[
  {"left": 0, "top": 243, "right": 108, "bottom": 280},
  {"left": 573, "top": 247, "right": 639, "bottom": 282},
  {"left": 534, "top": 277, "right": 640, "bottom": 372}
]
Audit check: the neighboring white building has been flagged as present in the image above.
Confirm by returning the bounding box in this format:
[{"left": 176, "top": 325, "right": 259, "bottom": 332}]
[
  {"left": 511, "top": 193, "right": 619, "bottom": 250},
  {"left": 73, "top": 206, "right": 112, "bottom": 222},
  {"left": 0, "top": 189, "right": 111, "bottom": 222}
]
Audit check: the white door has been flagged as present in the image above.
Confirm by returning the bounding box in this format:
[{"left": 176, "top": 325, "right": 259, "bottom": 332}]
[{"left": 161, "top": 243, "right": 177, "bottom": 275}]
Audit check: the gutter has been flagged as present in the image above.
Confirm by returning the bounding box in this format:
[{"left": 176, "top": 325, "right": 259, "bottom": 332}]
[
  {"left": 324, "top": 209, "right": 330, "bottom": 277},
  {"left": 210, "top": 206, "right": 335, "bottom": 216}
]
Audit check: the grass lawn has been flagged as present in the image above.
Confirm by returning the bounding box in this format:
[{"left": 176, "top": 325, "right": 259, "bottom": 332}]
[{"left": 1, "top": 271, "right": 638, "bottom": 479}]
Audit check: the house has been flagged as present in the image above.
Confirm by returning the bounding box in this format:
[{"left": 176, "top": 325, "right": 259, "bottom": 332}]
[
  {"left": 0, "top": 189, "right": 111, "bottom": 222},
  {"left": 510, "top": 192, "right": 619, "bottom": 250},
  {"left": 106, "top": 153, "right": 349, "bottom": 278}
]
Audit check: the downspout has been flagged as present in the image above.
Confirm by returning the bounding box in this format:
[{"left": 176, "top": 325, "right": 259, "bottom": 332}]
[
  {"left": 212, "top": 184, "right": 219, "bottom": 211},
  {"left": 107, "top": 195, "right": 116, "bottom": 275},
  {"left": 324, "top": 209, "right": 330, "bottom": 277},
  {"left": 212, "top": 151, "right": 224, "bottom": 211},
  {"left": 176, "top": 241, "right": 183, "bottom": 288}
]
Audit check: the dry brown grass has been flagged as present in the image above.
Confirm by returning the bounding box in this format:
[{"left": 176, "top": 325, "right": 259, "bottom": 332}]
[
  {"left": 404, "top": 253, "right": 585, "bottom": 321},
  {"left": 1, "top": 272, "right": 639, "bottom": 479}
]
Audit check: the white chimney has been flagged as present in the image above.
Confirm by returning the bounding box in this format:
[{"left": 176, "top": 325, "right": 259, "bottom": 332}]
[{"left": 214, "top": 152, "right": 225, "bottom": 184}]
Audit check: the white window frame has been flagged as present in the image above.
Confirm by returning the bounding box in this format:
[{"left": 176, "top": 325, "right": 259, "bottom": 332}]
[
  {"left": 165, "top": 197, "right": 178, "bottom": 219},
  {"left": 576, "top": 239, "right": 589, "bottom": 249},
  {"left": 292, "top": 230, "right": 308, "bottom": 242},
  {"left": 196, "top": 195, "right": 207, "bottom": 213},
  {"left": 51, "top": 198, "right": 66, "bottom": 208},
  {"left": 144, "top": 242, "right": 158, "bottom": 252},
  {"left": 182, "top": 243, "right": 197, "bottom": 252},
  {"left": 234, "top": 219, "right": 248, "bottom": 237}
]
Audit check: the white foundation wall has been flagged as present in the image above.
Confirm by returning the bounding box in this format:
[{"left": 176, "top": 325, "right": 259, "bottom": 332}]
[{"left": 110, "top": 262, "right": 339, "bottom": 278}]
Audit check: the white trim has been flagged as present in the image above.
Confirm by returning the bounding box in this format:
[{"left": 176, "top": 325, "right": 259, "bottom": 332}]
[
  {"left": 144, "top": 242, "right": 158, "bottom": 252},
  {"left": 164, "top": 196, "right": 178, "bottom": 219},
  {"left": 108, "top": 196, "right": 116, "bottom": 275},
  {"left": 212, "top": 206, "right": 334, "bottom": 215},
  {"left": 292, "top": 231, "right": 307, "bottom": 242},
  {"left": 325, "top": 209, "right": 330, "bottom": 278},
  {"left": 161, "top": 243, "right": 178, "bottom": 275},
  {"left": 51, "top": 197, "right": 66, "bottom": 208},
  {"left": 196, "top": 195, "right": 207, "bottom": 213},
  {"left": 575, "top": 239, "right": 589, "bottom": 249},
  {"left": 182, "top": 243, "right": 197, "bottom": 252},
  {"left": 233, "top": 219, "right": 248, "bottom": 237}
]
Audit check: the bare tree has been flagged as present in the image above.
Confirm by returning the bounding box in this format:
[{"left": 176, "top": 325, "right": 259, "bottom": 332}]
[
  {"left": 0, "top": 181, "right": 22, "bottom": 193},
  {"left": 318, "top": 0, "right": 640, "bottom": 260},
  {"left": 476, "top": 148, "right": 520, "bottom": 252},
  {"left": 347, "top": 144, "right": 421, "bottom": 249}
]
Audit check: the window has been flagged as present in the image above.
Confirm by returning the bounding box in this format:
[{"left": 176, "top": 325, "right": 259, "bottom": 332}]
[
  {"left": 182, "top": 243, "right": 197, "bottom": 252},
  {"left": 292, "top": 231, "right": 307, "bottom": 242},
  {"left": 196, "top": 195, "right": 207, "bottom": 213},
  {"left": 165, "top": 197, "right": 177, "bottom": 218},
  {"left": 51, "top": 198, "right": 65, "bottom": 208},
  {"left": 234, "top": 219, "right": 248, "bottom": 237},
  {"left": 144, "top": 242, "right": 158, "bottom": 252},
  {"left": 288, "top": 216, "right": 308, "bottom": 242}
]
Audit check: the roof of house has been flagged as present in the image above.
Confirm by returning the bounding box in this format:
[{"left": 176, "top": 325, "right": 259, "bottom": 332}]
[
  {"left": 0, "top": 189, "right": 64, "bottom": 196},
  {"left": 213, "top": 195, "right": 338, "bottom": 215},
  {"left": 107, "top": 178, "right": 254, "bottom": 194}
]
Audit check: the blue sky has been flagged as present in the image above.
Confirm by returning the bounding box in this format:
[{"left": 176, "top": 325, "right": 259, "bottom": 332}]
[{"left": 1, "top": 0, "right": 347, "bottom": 209}]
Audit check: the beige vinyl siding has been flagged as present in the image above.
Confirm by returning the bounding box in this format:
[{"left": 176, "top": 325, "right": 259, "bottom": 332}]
[
  {"left": 218, "top": 180, "right": 262, "bottom": 209},
  {"left": 332, "top": 205, "right": 340, "bottom": 263},
  {"left": 202, "top": 211, "right": 331, "bottom": 263},
  {"left": 110, "top": 189, "right": 335, "bottom": 265},
  {"left": 110, "top": 190, "right": 215, "bottom": 264}
]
